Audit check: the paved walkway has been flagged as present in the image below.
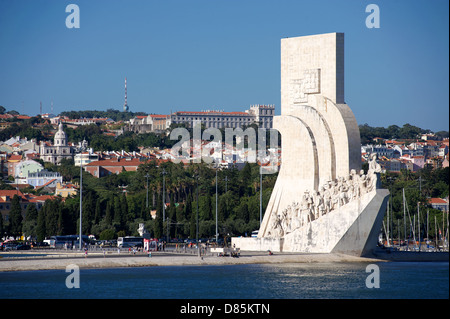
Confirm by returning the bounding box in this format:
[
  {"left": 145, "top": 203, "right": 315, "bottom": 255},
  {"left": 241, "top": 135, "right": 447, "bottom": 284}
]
[{"left": 0, "top": 250, "right": 382, "bottom": 272}]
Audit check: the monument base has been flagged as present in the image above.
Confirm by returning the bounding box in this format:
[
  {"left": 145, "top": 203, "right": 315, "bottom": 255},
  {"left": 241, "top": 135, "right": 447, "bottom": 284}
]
[{"left": 232, "top": 189, "right": 389, "bottom": 257}]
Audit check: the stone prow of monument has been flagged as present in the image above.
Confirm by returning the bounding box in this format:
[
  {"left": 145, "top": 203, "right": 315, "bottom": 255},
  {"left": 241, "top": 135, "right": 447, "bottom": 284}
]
[{"left": 232, "top": 32, "right": 390, "bottom": 257}]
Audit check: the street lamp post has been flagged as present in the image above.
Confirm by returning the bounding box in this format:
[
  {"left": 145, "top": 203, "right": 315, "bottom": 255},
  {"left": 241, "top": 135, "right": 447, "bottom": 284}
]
[
  {"left": 78, "top": 144, "right": 86, "bottom": 250},
  {"left": 215, "top": 165, "right": 219, "bottom": 243},
  {"left": 260, "top": 166, "right": 263, "bottom": 227},
  {"left": 196, "top": 174, "right": 200, "bottom": 257},
  {"left": 161, "top": 168, "right": 168, "bottom": 242},
  {"left": 145, "top": 173, "right": 150, "bottom": 209}
]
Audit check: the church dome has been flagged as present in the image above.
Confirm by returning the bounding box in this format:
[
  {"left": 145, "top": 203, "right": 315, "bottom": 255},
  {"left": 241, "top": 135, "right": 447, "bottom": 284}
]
[{"left": 54, "top": 122, "right": 67, "bottom": 146}]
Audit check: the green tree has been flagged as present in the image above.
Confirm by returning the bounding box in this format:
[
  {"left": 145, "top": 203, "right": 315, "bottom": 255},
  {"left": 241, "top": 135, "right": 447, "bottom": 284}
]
[
  {"left": 81, "top": 191, "right": 96, "bottom": 235},
  {"left": 36, "top": 206, "right": 46, "bottom": 242},
  {"left": 139, "top": 196, "right": 148, "bottom": 220},
  {"left": 153, "top": 194, "right": 163, "bottom": 239},
  {"left": 99, "top": 228, "right": 115, "bottom": 240},
  {"left": 168, "top": 194, "right": 177, "bottom": 237},
  {"left": 238, "top": 163, "right": 253, "bottom": 197},
  {"left": 105, "top": 198, "right": 113, "bottom": 225},
  {"left": 22, "top": 203, "right": 39, "bottom": 239},
  {"left": 93, "top": 200, "right": 102, "bottom": 225},
  {"left": 184, "top": 193, "right": 193, "bottom": 221},
  {"left": 113, "top": 195, "right": 125, "bottom": 231},
  {"left": 199, "top": 194, "right": 212, "bottom": 221},
  {"left": 189, "top": 207, "right": 197, "bottom": 239},
  {"left": 44, "top": 199, "right": 63, "bottom": 236},
  {"left": 0, "top": 213, "right": 4, "bottom": 239},
  {"left": 9, "top": 195, "right": 23, "bottom": 238},
  {"left": 121, "top": 193, "right": 131, "bottom": 221},
  {"left": 236, "top": 199, "right": 249, "bottom": 223}
]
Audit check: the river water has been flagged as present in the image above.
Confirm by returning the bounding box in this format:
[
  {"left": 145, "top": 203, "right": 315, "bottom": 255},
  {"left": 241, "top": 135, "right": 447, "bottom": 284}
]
[{"left": 0, "top": 262, "right": 447, "bottom": 299}]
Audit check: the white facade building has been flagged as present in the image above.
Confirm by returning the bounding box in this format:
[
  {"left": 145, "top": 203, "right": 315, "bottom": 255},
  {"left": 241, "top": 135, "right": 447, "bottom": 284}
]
[
  {"left": 74, "top": 148, "right": 99, "bottom": 167},
  {"left": 26, "top": 169, "right": 63, "bottom": 188},
  {"left": 39, "top": 122, "right": 75, "bottom": 165},
  {"left": 170, "top": 105, "right": 275, "bottom": 129}
]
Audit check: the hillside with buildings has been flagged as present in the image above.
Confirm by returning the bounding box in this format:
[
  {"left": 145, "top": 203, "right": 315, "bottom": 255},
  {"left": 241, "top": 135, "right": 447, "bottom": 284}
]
[{"left": 0, "top": 107, "right": 448, "bottom": 244}]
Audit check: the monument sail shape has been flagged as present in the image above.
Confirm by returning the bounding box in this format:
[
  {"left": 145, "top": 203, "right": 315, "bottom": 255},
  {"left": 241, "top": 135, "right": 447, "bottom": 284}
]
[{"left": 232, "top": 33, "right": 389, "bottom": 257}]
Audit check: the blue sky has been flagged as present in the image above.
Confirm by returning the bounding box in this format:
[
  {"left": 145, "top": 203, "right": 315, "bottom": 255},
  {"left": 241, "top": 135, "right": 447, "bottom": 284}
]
[{"left": 0, "top": 0, "right": 448, "bottom": 131}]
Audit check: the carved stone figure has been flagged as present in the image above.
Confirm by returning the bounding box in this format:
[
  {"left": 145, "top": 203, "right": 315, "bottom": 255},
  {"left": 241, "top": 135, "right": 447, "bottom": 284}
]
[
  {"left": 368, "top": 153, "right": 382, "bottom": 174},
  {"left": 263, "top": 163, "right": 387, "bottom": 237},
  {"left": 367, "top": 153, "right": 381, "bottom": 192},
  {"left": 267, "top": 213, "right": 283, "bottom": 238}
]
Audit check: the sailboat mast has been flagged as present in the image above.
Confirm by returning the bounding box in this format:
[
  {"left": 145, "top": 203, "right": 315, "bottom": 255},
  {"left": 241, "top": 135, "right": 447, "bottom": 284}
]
[
  {"left": 427, "top": 209, "right": 429, "bottom": 246},
  {"left": 417, "top": 202, "right": 420, "bottom": 251},
  {"left": 435, "top": 216, "right": 438, "bottom": 251},
  {"left": 391, "top": 199, "right": 394, "bottom": 248},
  {"left": 443, "top": 211, "right": 445, "bottom": 251},
  {"left": 387, "top": 200, "right": 390, "bottom": 247},
  {"left": 403, "top": 188, "right": 407, "bottom": 251},
  {"left": 447, "top": 210, "right": 449, "bottom": 251}
]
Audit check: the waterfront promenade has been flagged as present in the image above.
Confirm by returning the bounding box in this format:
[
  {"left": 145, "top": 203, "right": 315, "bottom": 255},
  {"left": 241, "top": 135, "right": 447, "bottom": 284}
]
[
  {"left": 2, "top": 247, "right": 448, "bottom": 272},
  {"left": 0, "top": 249, "right": 383, "bottom": 272}
]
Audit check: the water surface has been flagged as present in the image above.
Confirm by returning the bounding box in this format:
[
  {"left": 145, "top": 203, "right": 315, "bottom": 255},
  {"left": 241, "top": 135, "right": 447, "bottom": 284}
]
[{"left": 0, "top": 262, "right": 447, "bottom": 299}]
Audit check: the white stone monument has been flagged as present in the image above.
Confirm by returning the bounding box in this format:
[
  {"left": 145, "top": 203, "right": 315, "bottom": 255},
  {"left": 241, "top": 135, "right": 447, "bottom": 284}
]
[{"left": 232, "top": 33, "right": 389, "bottom": 256}]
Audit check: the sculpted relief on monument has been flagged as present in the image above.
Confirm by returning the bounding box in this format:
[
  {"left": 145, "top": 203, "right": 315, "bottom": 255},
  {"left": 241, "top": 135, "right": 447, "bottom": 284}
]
[
  {"left": 265, "top": 155, "right": 382, "bottom": 238},
  {"left": 290, "top": 68, "right": 321, "bottom": 104}
]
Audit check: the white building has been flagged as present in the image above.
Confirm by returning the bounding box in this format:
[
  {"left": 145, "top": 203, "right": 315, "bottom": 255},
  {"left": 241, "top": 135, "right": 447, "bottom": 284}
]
[
  {"left": 26, "top": 169, "right": 63, "bottom": 188},
  {"left": 128, "top": 114, "right": 171, "bottom": 133},
  {"left": 13, "top": 160, "right": 44, "bottom": 184},
  {"left": 361, "top": 145, "right": 395, "bottom": 159},
  {"left": 170, "top": 105, "right": 275, "bottom": 129},
  {"left": 74, "top": 148, "right": 99, "bottom": 167},
  {"left": 39, "top": 122, "right": 75, "bottom": 165}
]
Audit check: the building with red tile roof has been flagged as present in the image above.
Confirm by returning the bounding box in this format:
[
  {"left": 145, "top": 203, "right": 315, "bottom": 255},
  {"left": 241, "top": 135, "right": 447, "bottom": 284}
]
[
  {"left": 0, "top": 188, "right": 61, "bottom": 221},
  {"left": 84, "top": 158, "right": 156, "bottom": 177},
  {"left": 428, "top": 198, "right": 449, "bottom": 211},
  {"left": 0, "top": 189, "right": 28, "bottom": 221}
]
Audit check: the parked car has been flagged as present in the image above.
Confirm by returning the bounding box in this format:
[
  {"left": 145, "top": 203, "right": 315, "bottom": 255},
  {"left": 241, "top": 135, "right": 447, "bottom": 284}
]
[{"left": 16, "top": 244, "right": 31, "bottom": 250}]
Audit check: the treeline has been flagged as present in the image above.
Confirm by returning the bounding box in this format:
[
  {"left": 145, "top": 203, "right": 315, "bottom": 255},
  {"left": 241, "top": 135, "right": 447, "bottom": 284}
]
[
  {"left": 4, "top": 109, "right": 449, "bottom": 152},
  {"left": 0, "top": 117, "right": 51, "bottom": 142},
  {"left": 59, "top": 109, "right": 146, "bottom": 122},
  {"left": 1, "top": 160, "right": 277, "bottom": 241},
  {"left": 2, "top": 160, "right": 448, "bottom": 242},
  {"left": 359, "top": 123, "right": 449, "bottom": 145}
]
